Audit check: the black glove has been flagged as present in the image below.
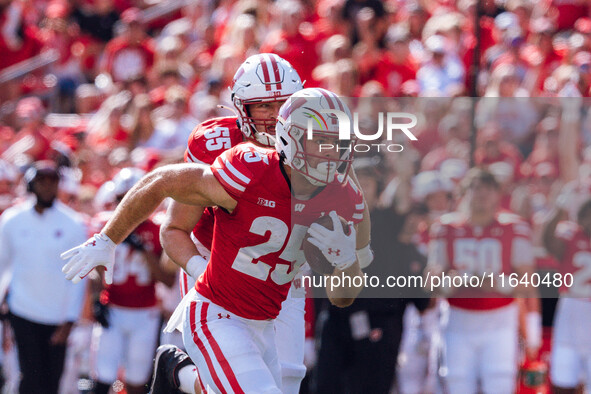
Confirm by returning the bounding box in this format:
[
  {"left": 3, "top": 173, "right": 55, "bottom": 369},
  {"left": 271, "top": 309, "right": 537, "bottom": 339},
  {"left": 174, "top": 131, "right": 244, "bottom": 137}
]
[
  {"left": 93, "top": 298, "right": 110, "bottom": 328},
  {"left": 122, "top": 232, "right": 145, "bottom": 251}
]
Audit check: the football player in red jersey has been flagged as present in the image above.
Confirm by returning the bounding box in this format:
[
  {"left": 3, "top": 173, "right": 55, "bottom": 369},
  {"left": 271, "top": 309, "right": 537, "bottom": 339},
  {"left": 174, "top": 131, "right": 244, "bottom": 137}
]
[
  {"left": 426, "top": 168, "right": 537, "bottom": 393},
  {"left": 169, "top": 54, "right": 372, "bottom": 394},
  {"left": 543, "top": 198, "right": 591, "bottom": 393},
  {"left": 62, "top": 88, "right": 368, "bottom": 393},
  {"left": 180, "top": 52, "right": 305, "bottom": 298},
  {"left": 171, "top": 52, "right": 307, "bottom": 394},
  {"left": 90, "top": 168, "right": 176, "bottom": 394},
  {"left": 176, "top": 53, "right": 309, "bottom": 394}
]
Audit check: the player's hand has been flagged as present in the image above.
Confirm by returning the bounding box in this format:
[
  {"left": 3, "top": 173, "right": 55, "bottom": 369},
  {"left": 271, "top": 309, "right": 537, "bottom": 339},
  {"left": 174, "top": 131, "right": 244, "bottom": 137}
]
[
  {"left": 61, "top": 233, "right": 116, "bottom": 285},
  {"left": 307, "top": 211, "right": 357, "bottom": 271}
]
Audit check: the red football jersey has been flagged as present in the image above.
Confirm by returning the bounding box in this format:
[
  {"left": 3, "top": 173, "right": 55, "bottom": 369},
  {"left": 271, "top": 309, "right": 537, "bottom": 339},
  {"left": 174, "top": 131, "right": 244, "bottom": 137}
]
[
  {"left": 93, "top": 211, "right": 163, "bottom": 308},
  {"left": 429, "top": 211, "right": 533, "bottom": 310},
  {"left": 195, "top": 143, "right": 364, "bottom": 320},
  {"left": 184, "top": 116, "right": 244, "bottom": 250},
  {"left": 555, "top": 221, "right": 591, "bottom": 297}
]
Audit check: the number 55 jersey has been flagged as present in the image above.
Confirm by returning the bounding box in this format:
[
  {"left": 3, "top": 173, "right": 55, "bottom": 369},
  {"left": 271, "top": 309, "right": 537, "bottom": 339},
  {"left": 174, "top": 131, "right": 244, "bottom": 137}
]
[{"left": 196, "top": 143, "right": 364, "bottom": 320}]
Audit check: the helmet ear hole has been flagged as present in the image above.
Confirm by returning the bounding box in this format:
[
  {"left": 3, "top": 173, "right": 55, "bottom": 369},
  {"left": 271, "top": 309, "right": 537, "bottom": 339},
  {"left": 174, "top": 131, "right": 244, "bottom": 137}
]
[{"left": 279, "top": 136, "right": 288, "bottom": 146}]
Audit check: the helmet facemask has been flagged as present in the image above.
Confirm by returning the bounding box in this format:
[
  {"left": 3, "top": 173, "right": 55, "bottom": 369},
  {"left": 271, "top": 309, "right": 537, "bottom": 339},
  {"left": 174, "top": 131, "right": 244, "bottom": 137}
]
[
  {"left": 238, "top": 98, "right": 287, "bottom": 147},
  {"left": 278, "top": 115, "right": 356, "bottom": 186},
  {"left": 231, "top": 54, "right": 304, "bottom": 147}
]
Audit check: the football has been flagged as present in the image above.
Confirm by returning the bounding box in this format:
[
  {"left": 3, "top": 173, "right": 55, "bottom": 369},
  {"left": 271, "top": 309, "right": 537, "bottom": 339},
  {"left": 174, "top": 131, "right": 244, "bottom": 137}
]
[{"left": 303, "top": 214, "right": 351, "bottom": 275}]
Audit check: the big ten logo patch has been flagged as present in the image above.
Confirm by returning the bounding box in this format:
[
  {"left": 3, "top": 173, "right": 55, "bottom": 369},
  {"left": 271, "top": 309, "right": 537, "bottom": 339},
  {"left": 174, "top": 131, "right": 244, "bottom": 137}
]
[{"left": 258, "top": 198, "right": 276, "bottom": 208}]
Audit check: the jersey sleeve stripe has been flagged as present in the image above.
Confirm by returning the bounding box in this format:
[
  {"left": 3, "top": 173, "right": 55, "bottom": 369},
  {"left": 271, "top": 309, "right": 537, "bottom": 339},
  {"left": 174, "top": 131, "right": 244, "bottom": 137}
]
[
  {"left": 186, "top": 149, "right": 208, "bottom": 165},
  {"left": 223, "top": 159, "right": 251, "bottom": 185},
  {"left": 352, "top": 213, "right": 363, "bottom": 220},
  {"left": 347, "top": 179, "right": 359, "bottom": 193},
  {"left": 355, "top": 202, "right": 364, "bottom": 210},
  {"left": 216, "top": 169, "right": 246, "bottom": 192}
]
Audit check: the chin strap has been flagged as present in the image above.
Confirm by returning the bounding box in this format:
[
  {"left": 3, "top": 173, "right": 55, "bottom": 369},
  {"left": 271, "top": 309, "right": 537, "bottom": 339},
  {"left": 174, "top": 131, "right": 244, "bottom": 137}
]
[{"left": 254, "top": 131, "right": 277, "bottom": 146}]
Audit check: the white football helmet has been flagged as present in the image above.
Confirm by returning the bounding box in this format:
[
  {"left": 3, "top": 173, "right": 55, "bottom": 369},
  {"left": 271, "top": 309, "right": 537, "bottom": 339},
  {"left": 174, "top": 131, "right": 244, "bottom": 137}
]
[
  {"left": 94, "top": 167, "right": 146, "bottom": 211},
  {"left": 231, "top": 53, "right": 303, "bottom": 146},
  {"left": 275, "top": 88, "right": 356, "bottom": 186},
  {"left": 112, "top": 167, "right": 146, "bottom": 198}
]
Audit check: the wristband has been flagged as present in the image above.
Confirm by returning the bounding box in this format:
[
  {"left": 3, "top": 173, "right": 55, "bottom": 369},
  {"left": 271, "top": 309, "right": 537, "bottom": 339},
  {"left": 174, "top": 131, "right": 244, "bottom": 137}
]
[
  {"left": 185, "top": 255, "right": 208, "bottom": 279},
  {"left": 356, "top": 244, "right": 374, "bottom": 269},
  {"left": 526, "top": 312, "right": 542, "bottom": 350}
]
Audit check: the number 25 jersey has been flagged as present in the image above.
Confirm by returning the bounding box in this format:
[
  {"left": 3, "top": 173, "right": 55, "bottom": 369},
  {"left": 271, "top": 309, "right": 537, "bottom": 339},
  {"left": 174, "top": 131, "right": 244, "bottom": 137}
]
[{"left": 195, "top": 143, "right": 364, "bottom": 320}]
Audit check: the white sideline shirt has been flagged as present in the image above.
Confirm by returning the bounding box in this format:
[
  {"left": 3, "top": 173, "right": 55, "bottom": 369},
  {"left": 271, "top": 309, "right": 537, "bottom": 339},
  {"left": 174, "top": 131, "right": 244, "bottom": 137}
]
[{"left": 0, "top": 200, "right": 87, "bottom": 325}]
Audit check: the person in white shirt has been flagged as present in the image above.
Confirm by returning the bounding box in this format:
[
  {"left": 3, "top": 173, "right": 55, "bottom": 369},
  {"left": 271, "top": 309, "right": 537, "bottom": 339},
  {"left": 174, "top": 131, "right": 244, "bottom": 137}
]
[{"left": 0, "top": 160, "right": 87, "bottom": 394}]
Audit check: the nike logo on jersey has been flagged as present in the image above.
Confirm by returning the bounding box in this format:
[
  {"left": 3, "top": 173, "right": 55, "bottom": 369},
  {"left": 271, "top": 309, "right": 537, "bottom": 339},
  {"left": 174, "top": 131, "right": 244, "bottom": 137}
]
[{"left": 258, "top": 198, "right": 276, "bottom": 208}]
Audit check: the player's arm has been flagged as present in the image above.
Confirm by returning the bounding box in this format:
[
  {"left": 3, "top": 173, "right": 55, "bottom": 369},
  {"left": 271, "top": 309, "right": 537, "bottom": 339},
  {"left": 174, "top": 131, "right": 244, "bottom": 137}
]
[
  {"left": 104, "top": 164, "right": 235, "bottom": 243},
  {"left": 348, "top": 168, "right": 373, "bottom": 268},
  {"left": 510, "top": 234, "right": 538, "bottom": 298},
  {"left": 325, "top": 258, "right": 364, "bottom": 308},
  {"left": 160, "top": 201, "right": 207, "bottom": 279},
  {"left": 424, "top": 236, "right": 455, "bottom": 296},
  {"left": 558, "top": 95, "right": 581, "bottom": 183},
  {"left": 160, "top": 251, "right": 181, "bottom": 275},
  {"left": 308, "top": 211, "right": 364, "bottom": 307},
  {"left": 518, "top": 296, "right": 542, "bottom": 360},
  {"left": 423, "top": 223, "right": 456, "bottom": 296},
  {"left": 143, "top": 247, "right": 176, "bottom": 287},
  {"left": 62, "top": 164, "right": 236, "bottom": 284},
  {"left": 542, "top": 208, "right": 568, "bottom": 261}
]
